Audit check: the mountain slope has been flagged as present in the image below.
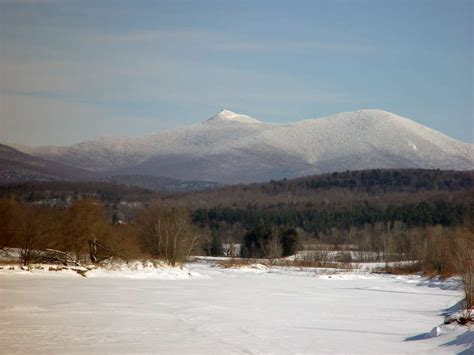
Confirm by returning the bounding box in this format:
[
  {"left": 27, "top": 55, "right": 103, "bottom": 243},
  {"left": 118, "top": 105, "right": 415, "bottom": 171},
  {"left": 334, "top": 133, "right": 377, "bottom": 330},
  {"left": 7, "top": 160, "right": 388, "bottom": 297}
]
[
  {"left": 258, "top": 110, "right": 473, "bottom": 172},
  {"left": 0, "top": 144, "right": 97, "bottom": 183},
  {"left": 13, "top": 109, "right": 474, "bottom": 184}
]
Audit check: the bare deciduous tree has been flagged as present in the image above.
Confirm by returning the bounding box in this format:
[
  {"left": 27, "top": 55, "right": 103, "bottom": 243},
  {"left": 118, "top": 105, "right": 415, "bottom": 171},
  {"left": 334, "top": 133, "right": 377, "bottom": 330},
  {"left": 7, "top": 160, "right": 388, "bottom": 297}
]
[
  {"left": 139, "top": 203, "right": 200, "bottom": 266},
  {"left": 450, "top": 226, "right": 474, "bottom": 310},
  {"left": 62, "top": 198, "right": 111, "bottom": 262},
  {"left": 15, "top": 207, "right": 53, "bottom": 265},
  {"left": 263, "top": 226, "right": 283, "bottom": 264}
]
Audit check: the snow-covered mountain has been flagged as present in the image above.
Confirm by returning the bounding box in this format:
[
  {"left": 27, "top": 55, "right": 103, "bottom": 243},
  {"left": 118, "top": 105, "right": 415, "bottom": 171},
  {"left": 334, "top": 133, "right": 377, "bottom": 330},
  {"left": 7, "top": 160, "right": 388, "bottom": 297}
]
[{"left": 14, "top": 109, "right": 474, "bottom": 184}]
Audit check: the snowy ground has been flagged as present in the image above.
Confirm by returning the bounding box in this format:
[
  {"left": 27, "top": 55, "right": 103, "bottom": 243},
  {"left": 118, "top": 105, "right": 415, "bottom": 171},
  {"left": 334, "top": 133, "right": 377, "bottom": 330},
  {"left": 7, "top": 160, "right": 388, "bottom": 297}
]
[{"left": 0, "top": 263, "right": 472, "bottom": 354}]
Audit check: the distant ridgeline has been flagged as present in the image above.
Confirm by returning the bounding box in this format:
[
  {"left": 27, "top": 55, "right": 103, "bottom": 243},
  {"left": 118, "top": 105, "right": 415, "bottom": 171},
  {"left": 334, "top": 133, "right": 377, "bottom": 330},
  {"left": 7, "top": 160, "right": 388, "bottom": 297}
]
[
  {"left": 187, "top": 169, "right": 473, "bottom": 233},
  {"left": 0, "top": 181, "right": 156, "bottom": 205},
  {"left": 291, "top": 169, "right": 473, "bottom": 192}
]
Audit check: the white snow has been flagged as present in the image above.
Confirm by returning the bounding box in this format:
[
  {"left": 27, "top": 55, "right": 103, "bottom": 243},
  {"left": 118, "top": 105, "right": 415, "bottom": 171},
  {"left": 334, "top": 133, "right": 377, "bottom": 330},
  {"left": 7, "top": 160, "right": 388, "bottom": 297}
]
[
  {"left": 0, "top": 262, "right": 207, "bottom": 280},
  {"left": 409, "top": 141, "right": 418, "bottom": 151},
  {"left": 206, "top": 109, "right": 263, "bottom": 124},
  {"left": 430, "top": 326, "right": 442, "bottom": 337},
  {"left": 86, "top": 262, "right": 207, "bottom": 280},
  {"left": 1, "top": 263, "right": 472, "bottom": 354}
]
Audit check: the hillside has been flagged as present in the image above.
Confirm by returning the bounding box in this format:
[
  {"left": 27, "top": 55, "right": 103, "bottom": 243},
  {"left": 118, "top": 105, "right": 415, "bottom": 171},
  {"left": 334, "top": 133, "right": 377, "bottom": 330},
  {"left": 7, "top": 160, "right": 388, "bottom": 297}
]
[
  {"left": 167, "top": 169, "right": 474, "bottom": 208},
  {"left": 0, "top": 144, "right": 97, "bottom": 183}
]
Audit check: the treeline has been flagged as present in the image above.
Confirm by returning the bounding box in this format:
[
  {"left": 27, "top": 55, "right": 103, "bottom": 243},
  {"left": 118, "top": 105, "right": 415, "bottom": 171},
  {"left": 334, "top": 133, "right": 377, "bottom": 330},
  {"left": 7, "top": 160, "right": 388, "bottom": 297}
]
[
  {"left": 0, "top": 198, "right": 201, "bottom": 266},
  {"left": 168, "top": 169, "right": 473, "bottom": 210},
  {"left": 192, "top": 201, "right": 472, "bottom": 234},
  {"left": 2, "top": 169, "right": 472, "bottom": 209},
  {"left": 293, "top": 169, "right": 473, "bottom": 193},
  {"left": 0, "top": 181, "right": 156, "bottom": 205}
]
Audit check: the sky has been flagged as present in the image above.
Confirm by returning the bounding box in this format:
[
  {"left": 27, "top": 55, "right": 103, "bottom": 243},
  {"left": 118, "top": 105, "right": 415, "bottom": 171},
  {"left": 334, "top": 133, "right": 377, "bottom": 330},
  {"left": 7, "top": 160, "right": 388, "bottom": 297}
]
[{"left": 0, "top": 0, "right": 472, "bottom": 145}]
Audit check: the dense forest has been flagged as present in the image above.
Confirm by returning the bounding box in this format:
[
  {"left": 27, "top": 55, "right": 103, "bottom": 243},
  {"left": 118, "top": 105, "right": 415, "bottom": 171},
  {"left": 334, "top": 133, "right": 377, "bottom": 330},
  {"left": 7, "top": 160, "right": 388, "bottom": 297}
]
[
  {"left": 192, "top": 201, "right": 471, "bottom": 234},
  {"left": 293, "top": 169, "right": 472, "bottom": 192},
  {"left": 169, "top": 169, "right": 473, "bottom": 234}
]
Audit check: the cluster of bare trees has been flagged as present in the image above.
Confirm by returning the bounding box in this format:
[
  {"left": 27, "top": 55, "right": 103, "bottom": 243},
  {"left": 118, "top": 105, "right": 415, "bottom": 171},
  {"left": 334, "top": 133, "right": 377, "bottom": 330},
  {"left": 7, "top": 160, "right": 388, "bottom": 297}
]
[
  {"left": 0, "top": 198, "right": 140, "bottom": 265},
  {"left": 298, "top": 222, "right": 473, "bottom": 310},
  {"left": 138, "top": 203, "right": 200, "bottom": 266},
  {"left": 0, "top": 198, "right": 59, "bottom": 265},
  {"left": 312, "top": 222, "right": 471, "bottom": 268},
  {"left": 0, "top": 197, "right": 203, "bottom": 267}
]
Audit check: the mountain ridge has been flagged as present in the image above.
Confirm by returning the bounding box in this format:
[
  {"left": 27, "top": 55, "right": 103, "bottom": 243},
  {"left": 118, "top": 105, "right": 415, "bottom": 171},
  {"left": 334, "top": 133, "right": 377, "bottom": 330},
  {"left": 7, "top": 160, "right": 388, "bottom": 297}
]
[{"left": 7, "top": 109, "right": 473, "bottom": 184}]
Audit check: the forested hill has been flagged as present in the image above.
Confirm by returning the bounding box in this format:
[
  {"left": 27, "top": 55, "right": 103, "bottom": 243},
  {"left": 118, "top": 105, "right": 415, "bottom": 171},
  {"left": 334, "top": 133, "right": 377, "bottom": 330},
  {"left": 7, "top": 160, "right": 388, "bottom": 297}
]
[
  {"left": 285, "top": 169, "right": 473, "bottom": 192},
  {"left": 166, "top": 169, "right": 473, "bottom": 234},
  {"left": 168, "top": 169, "right": 473, "bottom": 208}
]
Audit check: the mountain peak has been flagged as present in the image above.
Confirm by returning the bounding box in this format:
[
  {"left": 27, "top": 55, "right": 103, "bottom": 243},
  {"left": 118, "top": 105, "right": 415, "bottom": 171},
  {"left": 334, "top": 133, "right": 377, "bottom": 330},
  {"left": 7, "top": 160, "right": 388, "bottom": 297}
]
[{"left": 206, "top": 109, "right": 262, "bottom": 124}]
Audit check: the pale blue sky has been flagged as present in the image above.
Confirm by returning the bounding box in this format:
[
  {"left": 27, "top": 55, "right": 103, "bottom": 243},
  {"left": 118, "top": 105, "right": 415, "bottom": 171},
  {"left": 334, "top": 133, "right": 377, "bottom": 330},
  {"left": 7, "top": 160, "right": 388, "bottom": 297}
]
[{"left": 0, "top": 0, "right": 472, "bottom": 145}]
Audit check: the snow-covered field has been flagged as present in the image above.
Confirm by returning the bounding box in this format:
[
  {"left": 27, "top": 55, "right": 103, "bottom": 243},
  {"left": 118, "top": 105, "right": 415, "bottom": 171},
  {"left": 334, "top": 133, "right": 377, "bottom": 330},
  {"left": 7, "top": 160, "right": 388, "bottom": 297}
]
[{"left": 0, "top": 263, "right": 472, "bottom": 354}]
